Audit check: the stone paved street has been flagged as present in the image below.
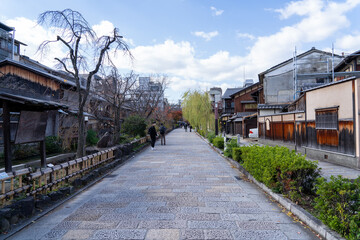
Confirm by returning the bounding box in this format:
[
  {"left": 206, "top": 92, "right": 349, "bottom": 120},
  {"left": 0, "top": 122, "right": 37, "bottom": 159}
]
[{"left": 10, "top": 129, "right": 318, "bottom": 240}]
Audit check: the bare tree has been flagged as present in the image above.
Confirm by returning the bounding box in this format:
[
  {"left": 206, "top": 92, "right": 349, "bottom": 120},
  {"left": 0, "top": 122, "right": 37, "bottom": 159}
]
[
  {"left": 129, "top": 74, "right": 168, "bottom": 120},
  {"left": 92, "top": 69, "right": 138, "bottom": 143},
  {"left": 38, "top": 9, "right": 132, "bottom": 157}
]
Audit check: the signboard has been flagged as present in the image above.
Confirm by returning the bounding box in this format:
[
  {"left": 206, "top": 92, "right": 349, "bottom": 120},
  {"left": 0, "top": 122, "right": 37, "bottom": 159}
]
[{"left": 15, "top": 111, "right": 48, "bottom": 144}]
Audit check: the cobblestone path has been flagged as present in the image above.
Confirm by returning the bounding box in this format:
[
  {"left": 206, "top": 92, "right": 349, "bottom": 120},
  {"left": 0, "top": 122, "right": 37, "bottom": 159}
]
[{"left": 10, "top": 129, "right": 318, "bottom": 240}]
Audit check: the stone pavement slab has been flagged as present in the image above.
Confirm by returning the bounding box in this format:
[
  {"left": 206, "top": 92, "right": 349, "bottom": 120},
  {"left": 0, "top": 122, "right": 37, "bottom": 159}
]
[{"left": 9, "top": 129, "right": 318, "bottom": 240}]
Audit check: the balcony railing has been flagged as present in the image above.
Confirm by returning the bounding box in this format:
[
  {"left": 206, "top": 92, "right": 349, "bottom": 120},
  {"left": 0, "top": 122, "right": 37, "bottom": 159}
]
[{"left": 223, "top": 108, "right": 234, "bottom": 114}]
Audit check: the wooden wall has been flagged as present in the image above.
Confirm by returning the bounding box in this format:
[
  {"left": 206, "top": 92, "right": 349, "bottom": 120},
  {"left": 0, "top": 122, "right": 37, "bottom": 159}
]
[
  {"left": 306, "top": 120, "right": 355, "bottom": 155},
  {"left": 259, "top": 114, "right": 355, "bottom": 155},
  {"left": 258, "top": 113, "right": 304, "bottom": 144}
]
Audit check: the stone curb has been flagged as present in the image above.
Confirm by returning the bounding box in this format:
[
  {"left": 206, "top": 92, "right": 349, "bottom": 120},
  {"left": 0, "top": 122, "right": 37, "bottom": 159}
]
[{"left": 195, "top": 132, "right": 345, "bottom": 240}]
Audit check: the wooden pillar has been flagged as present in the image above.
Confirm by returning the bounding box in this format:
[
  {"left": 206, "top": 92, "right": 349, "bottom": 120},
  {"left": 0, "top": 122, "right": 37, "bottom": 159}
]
[
  {"left": 40, "top": 140, "right": 46, "bottom": 168},
  {"left": 3, "top": 101, "right": 12, "bottom": 173}
]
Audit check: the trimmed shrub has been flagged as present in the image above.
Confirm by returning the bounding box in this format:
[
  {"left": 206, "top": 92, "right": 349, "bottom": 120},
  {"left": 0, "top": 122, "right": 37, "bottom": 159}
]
[
  {"left": 207, "top": 131, "right": 216, "bottom": 143},
  {"left": 314, "top": 176, "right": 360, "bottom": 239},
  {"left": 240, "top": 145, "right": 320, "bottom": 201},
  {"left": 45, "top": 136, "right": 63, "bottom": 154},
  {"left": 224, "top": 139, "right": 238, "bottom": 158},
  {"left": 212, "top": 136, "right": 224, "bottom": 149},
  {"left": 122, "top": 115, "right": 147, "bottom": 137},
  {"left": 86, "top": 129, "right": 99, "bottom": 146},
  {"left": 232, "top": 147, "right": 242, "bottom": 163}
]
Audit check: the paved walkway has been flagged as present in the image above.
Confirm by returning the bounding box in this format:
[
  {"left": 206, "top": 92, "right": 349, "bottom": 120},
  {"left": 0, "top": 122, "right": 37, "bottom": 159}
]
[{"left": 10, "top": 129, "right": 318, "bottom": 240}]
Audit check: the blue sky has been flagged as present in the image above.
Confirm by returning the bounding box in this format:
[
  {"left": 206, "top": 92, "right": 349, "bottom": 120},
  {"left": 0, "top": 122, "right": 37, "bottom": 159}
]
[{"left": 2, "top": 0, "right": 360, "bottom": 103}]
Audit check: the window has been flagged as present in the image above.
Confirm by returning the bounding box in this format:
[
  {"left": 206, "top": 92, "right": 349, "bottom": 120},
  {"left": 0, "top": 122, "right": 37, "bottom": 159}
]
[
  {"left": 315, "top": 108, "right": 338, "bottom": 130},
  {"left": 245, "top": 103, "right": 257, "bottom": 110}
]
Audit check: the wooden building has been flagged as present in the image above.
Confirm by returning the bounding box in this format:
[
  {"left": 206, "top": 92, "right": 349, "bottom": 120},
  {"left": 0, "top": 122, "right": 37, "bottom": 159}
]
[
  {"left": 258, "top": 77, "right": 360, "bottom": 169},
  {"left": 228, "top": 82, "right": 262, "bottom": 137}
]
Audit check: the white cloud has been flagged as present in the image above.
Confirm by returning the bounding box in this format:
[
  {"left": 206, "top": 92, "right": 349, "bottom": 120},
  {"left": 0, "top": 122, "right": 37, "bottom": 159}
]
[
  {"left": 92, "top": 20, "right": 115, "bottom": 37},
  {"left": 5, "top": 0, "right": 360, "bottom": 102},
  {"left": 336, "top": 33, "right": 360, "bottom": 51},
  {"left": 210, "top": 6, "right": 224, "bottom": 16},
  {"left": 275, "top": 0, "right": 324, "bottom": 19},
  {"left": 245, "top": 0, "right": 360, "bottom": 73},
  {"left": 237, "top": 33, "right": 256, "bottom": 40},
  {"left": 192, "top": 31, "right": 218, "bottom": 41}
]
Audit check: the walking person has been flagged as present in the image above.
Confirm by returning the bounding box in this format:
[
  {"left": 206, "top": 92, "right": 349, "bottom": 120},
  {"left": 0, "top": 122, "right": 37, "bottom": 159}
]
[
  {"left": 189, "top": 125, "right": 192, "bottom": 132},
  {"left": 184, "top": 123, "right": 188, "bottom": 132},
  {"left": 159, "top": 123, "right": 166, "bottom": 145},
  {"left": 148, "top": 122, "right": 157, "bottom": 150}
]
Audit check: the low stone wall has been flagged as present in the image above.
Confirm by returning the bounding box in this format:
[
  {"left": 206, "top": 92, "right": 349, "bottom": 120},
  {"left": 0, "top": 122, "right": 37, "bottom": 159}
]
[{"left": 0, "top": 138, "right": 149, "bottom": 235}]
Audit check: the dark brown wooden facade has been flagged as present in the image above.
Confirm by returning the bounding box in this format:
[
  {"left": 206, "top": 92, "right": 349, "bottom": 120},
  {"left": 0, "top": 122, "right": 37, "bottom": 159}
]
[{"left": 259, "top": 77, "right": 359, "bottom": 160}]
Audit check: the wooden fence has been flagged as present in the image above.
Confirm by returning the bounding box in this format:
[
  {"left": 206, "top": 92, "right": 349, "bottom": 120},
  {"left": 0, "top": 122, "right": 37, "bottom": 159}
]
[{"left": 0, "top": 137, "right": 148, "bottom": 206}]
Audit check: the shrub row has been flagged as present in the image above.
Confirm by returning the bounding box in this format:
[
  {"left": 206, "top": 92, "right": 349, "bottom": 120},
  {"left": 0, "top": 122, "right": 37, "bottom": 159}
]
[
  {"left": 206, "top": 131, "right": 216, "bottom": 143},
  {"left": 212, "top": 136, "right": 224, "bottom": 149},
  {"left": 224, "top": 139, "right": 238, "bottom": 158},
  {"left": 207, "top": 138, "right": 360, "bottom": 239},
  {"left": 236, "top": 145, "right": 320, "bottom": 202},
  {"left": 314, "top": 176, "right": 360, "bottom": 240}
]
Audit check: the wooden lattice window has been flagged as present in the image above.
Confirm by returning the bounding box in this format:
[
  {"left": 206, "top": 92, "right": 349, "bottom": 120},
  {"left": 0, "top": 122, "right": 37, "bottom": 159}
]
[{"left": 315, "top": 108, "right": 338, "bottom": 130}]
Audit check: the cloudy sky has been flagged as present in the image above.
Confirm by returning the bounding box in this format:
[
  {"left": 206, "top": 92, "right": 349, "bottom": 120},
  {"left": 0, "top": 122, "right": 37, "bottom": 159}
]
[{"left": 2, "top": 0, "right": 360, "bottom": 103}]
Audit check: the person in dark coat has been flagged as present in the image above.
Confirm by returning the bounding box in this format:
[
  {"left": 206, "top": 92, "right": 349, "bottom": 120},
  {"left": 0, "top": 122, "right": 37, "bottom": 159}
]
[
  {"left": 148, "top": 122, "right": 157, "bottom": 150},
  {"left": 159, "top": 123, "right": 166, "bottom": 145}
]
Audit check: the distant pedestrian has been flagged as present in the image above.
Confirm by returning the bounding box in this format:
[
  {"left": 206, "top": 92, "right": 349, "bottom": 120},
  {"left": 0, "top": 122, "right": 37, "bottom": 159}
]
[
  {"left": 148, "top": 122, "right": 157, "bottom": 150},
  {"left": 189, "top": 125, "right": 192, "bottom": 132},
  {"left": 159, "top": 123, "right": 166, "bottom": 145},
  {"left": 184, "top": 123, "right": 188, "bottom": 132}
]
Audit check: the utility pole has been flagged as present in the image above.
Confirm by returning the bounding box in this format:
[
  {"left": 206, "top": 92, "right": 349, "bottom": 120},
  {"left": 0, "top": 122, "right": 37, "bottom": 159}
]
[
  {"left": 332, "top": 43, "right": 335, "bottom": 82},
  {"left": 293, "top": 47, "right": 297, "bottom": 100},
  {"left": 11, "top": 28, "right": 15, "bottom": 60}
]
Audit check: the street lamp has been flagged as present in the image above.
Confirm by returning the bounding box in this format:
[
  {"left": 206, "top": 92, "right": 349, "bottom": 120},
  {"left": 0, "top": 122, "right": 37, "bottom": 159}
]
[{"left": 215, "top": 102, "right": 218, "bottom": 136}]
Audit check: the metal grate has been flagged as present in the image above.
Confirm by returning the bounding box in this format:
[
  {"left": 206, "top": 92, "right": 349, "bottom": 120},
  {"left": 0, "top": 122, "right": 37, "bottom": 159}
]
[{"left": 316, "top": 109, "right": 338, "bottom": 130}]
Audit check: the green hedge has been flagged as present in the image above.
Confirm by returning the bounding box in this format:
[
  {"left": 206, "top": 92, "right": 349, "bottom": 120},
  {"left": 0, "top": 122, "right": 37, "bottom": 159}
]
[
  {"left": 240, "top": 145, "right": 320, "bottom": 201},
  {"left": 232, "top": 147, "right": 242, "bottom": 163},
  {"left": 314, "top": 176, "right": 360, "bottom": 239},
  {"left": 224, "top": 139, "right": 238, "bottom": 158},
  {"left": 45, "top": 136, "right": 63, "bottom": 154},
  {"left": 86, "top": 129, "right": 99, "bottom": 146},
  {"left": 212, "top": 136, "right": 224, "bottom": 149},
  {"left": 207, "top": 131, "right": 216, "bottom": 143}
]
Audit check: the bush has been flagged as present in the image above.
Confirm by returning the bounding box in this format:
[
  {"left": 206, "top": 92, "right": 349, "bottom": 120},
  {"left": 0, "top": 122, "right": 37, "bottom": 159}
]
[
  {"left": 207, "top": 131, "right": 216, "bottom": 143},
  {"left": 240, "top": 145, "right": 320, "bottom": 201},
  {"left": 224, "top": 139, "right": 238, "bottom": 158},
  {"left": 122, "top": 115, "right": 147, "bottom": 137},
  {"left": 232, "top": 147, "right": 242, "bottom": 163},
  {"left": 45, "top": 136, "right": 63, "bottom": 154},
  {"left": 86, "top": 129, "right": 99, "bottom": 146},
  {"left": 314, "top": 176, "right": 360, "bottom": 239},
  {"left": 118, "top": 134, "right": 131, "bottom": 144},
  {"left": 212, "top": 136, "right": 224, "bottom": 149},
  {"left": 197, "top": 129, "right": 206, "bottom": 137}
]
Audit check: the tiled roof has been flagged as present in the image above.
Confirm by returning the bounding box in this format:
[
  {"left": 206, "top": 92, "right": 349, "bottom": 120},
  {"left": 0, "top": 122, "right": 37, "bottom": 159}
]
[
  {"left": 257, "top": 104, "right": 288, "bottom": 110},
  {"left": 0, "top": 58, "right": 76, "bottom": 88},
  {"left": 222, "top": 88, "right": 243, "bottom": 99},
  {"left": 0, "top": 91, "right": 68, "bottom": 110}
]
